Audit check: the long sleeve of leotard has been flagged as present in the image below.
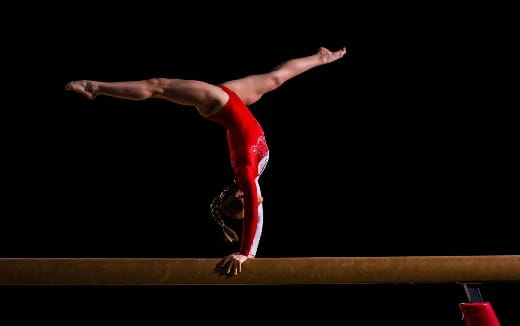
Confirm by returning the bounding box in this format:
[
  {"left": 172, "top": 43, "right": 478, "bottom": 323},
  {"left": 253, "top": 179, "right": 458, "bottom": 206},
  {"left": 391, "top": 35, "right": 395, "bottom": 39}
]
[{"left": 235, "top": 165, "right": 263, "bottom": 257}]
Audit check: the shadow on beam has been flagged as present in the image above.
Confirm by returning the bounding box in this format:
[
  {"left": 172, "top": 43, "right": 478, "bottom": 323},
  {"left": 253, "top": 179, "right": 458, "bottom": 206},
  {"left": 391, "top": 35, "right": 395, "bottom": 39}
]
[{"left": 1, "top": 256, "right": 520, "bottom": 286}]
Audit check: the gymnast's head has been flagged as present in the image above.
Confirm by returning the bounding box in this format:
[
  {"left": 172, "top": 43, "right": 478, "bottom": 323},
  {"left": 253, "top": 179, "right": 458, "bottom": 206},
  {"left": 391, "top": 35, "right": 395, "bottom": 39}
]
[
  {"left": 210, "top": 183, "right": 244, "bottom": 243},
  {"left": 217, "top": 183, "right": 246, "bottom": 220},
  {"left": 210, "top": 183, "right": 265, "bottom": 242}
]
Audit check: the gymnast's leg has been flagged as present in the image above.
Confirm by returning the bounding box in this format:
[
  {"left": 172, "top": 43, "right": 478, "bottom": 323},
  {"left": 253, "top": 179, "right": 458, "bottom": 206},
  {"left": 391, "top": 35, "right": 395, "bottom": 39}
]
[
  {"left": 64, "top": 78, "right": 229, "bottom": 116},
  {"left": 221, "top": 46, "right": 347, "bottom": 106}
]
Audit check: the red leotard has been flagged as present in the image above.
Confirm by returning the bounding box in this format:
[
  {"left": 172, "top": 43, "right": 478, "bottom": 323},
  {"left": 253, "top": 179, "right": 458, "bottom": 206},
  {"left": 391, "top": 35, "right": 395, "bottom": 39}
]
[{"left": 205, "top": 85, "right": 269, "bottom": 257}]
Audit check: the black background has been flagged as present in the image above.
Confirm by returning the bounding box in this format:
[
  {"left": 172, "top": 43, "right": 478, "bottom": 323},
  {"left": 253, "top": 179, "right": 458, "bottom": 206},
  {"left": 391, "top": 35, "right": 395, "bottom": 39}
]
[{"left": 2, "top": 5, "right": 518, "bottom": 325}]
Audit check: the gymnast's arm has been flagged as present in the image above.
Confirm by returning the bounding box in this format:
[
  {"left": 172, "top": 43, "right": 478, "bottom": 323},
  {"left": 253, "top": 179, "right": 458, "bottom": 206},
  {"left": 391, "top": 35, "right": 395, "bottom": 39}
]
[{"left": 220, "top": 165, "right": 262, "bottom": 275}]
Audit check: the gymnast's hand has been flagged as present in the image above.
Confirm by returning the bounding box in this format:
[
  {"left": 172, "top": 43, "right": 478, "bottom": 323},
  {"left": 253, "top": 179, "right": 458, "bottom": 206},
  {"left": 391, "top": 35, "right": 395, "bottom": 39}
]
[{"left": 220, "top": 253, "right": 250, "bottom": 276}]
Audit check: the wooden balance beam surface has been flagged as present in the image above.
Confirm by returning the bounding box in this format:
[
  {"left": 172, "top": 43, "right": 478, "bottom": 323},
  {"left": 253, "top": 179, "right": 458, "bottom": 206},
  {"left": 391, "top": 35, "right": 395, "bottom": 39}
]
[{"left": 1, "top": 256, "right": 519, "bottom": 286}]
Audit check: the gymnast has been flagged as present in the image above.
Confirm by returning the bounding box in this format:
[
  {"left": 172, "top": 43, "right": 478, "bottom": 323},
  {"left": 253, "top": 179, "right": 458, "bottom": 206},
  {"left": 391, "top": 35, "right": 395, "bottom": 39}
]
[{"left": 65, "top": 46, "right": 347, "bottom": 276}]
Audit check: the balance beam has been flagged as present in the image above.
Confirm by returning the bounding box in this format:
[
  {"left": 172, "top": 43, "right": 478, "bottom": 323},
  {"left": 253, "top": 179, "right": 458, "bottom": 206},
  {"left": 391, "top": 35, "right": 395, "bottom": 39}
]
[{"left": 1, "top": 256, "right": 519, "bottom": 286}]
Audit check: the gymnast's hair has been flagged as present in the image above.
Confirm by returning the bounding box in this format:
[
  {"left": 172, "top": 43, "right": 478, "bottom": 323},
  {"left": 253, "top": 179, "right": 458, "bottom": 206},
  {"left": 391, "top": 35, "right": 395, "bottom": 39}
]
[{"left": 210, "top": 183, "right": 241, "bottom": 243}]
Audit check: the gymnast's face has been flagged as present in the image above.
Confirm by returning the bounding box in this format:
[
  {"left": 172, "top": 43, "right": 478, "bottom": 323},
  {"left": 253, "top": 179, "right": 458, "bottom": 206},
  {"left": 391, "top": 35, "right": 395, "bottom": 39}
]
[
  {"left": 221, "top": 189, "right": 245, "bottom": 220},
  {"left": 221, "top": 189, "right": 264, "bottom": 220}
]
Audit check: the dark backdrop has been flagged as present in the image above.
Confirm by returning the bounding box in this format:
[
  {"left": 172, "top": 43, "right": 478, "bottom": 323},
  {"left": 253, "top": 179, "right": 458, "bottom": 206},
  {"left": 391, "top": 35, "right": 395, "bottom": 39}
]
[{"left": 2, "top": 5, "right": 518, "bottom": 325}]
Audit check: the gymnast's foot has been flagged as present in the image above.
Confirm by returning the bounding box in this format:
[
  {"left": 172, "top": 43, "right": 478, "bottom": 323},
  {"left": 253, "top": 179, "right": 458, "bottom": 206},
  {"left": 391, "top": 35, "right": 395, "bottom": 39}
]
[
  {"left": 318, "top": 46, "right": 347, "bottom": 64},
  {"left": 64, "top": 80, "right": 97, "bottom": 100}
]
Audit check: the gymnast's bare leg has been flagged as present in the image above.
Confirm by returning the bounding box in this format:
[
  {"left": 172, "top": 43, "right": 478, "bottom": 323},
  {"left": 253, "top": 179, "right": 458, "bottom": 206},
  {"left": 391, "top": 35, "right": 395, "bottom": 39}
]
[{"left": 64, "top": 78, "right": 229, "bottom": 117}]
